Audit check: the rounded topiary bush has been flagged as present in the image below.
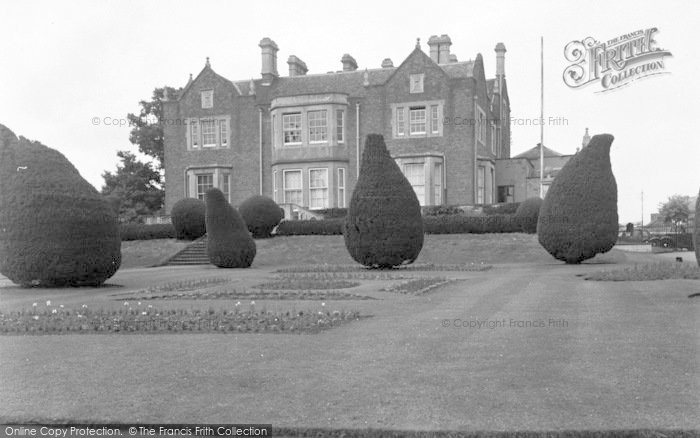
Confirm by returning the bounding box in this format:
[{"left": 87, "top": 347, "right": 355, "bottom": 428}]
[
  {"left": 515, "top": 197, "right": 543, "bottom": 233},
  {"left": 344, "top": 134, "right": 423, "bottom": 268},
  {"left": 0, "top": 124, "right": 121, "bottom": 287},
  {"left": 694, "top": 189, "right": 699, "bottom": 267},
  {"left": 171, "top": 198, "right": 206, "bottom": 240},
  {"left": 204, "top": 188, "right": 256, "bottom": 268},
  {"left": 537, "top": 133, "right": 618, "bottom": 264},
  {"left": 238, "top": 195, "right": 284, "bottom": 238}
]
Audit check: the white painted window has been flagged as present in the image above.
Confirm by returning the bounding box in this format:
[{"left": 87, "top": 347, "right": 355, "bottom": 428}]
[
  {"left": 201, "top": 90, "right": 213, "bottom": 109},
  {"left": 196, "top": 174, "right": 213, "bottom": 200},
  {"left": 409, "top": 107, "right": 426, "bottom": 135},
  {"left": 190, "top": 119, "right": 199, "bottom": 148},
  {"left": 337, "top": 168, "right": 346, "bottom": 208},
  {"left": 403, "top": 162, "right": 425, "bottom": 206},
  {"left": 283, "top": 113, "right": 302, "bottom": 145},
  {"left": 430, "top": 105, "right": 439, "bottom": 134},
  {"left": 201, "top": 119, "right": 216, "bottom": 147},
  {"left": 336, "top": 110, "right": 344, "bottom": 143},
  {"left": 410, "top": 74, "right": 424, "bottom": 93},
  {"left": 477, "top": 166, "right": 485, "bottom": 204},
  {"left": 308, "top": 110, "right": 328, "bottom": 143},
  {"left": 434, "top": 162, "right": 443, "bottom": 205},
  {"left": 283, "top": 170, "right": 302, "bottom": 205},
  {"left": 273, "top": 170, "right": 278, "bottom": 203},
  {"left": 490, "top": 125, "right": 496, "bottom": 154},
  {"left": 309, "top": 168, "right": 329, "bottom": 209},
  {"left": 396, "top": 107, "right": 405, "bottom": 136},
  {"left": 219, "top": 119, "right": 228, "bottom": 148},
  {"left": 220, "top": 173, "right": 230, "bottom": 202},
  {"left": 477, "top": 107, "right": 486, "bottom": 144}
]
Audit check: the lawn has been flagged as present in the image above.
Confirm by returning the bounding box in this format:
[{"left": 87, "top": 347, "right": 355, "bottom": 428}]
[{"left": 1, "top": 234, "right": 698, "bottom": 434}]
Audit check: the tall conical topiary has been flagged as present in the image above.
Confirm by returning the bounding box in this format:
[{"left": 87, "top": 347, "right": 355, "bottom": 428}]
[
  {"left": 344, "top": 134, "right": 423, "bottom": 268},
  {"left": 694, "top": 188, "right": 699, "bottom": 267},
  {"left": 537, "top": 134, "right": 618, "bottom": 263},
  {"left": 204, "top": 188, "right": 256, "bottom": 268},
  {"left": 0, "top": 124, "right": 121, "bottom": 286}
]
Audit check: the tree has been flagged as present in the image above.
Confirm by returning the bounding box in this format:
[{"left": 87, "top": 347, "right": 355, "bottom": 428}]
[
  {"left": 205, "top": 188, "right": 256, "bottom": 268},
  {"left": 514, "top": 197, "right": 543, "bottom": 234},
  {"left": 658, "top": 195, "right": 690, "bottom": 233},
  {"left": 0, "top": 123, "right": 121, "bottom": 287},
  {"left": 126, "top": 86, "right": 178, "bottom": 169},
  {"left": 101, "top": 150, "right": 164, "bottom": 223},
  {"left": 344, "top": 134, "right": 423, "bottom": 268},
  {"left": 694, "top": 190, "right": 699, "bottom": 267},
  {"left": 171, "top": 198, "right": 206, "bottom": 240},
  {"left": 537, "top": 134, "right": 618, "bottom": 264},
  {"left": 239, "top": 195, "right": 285, "bottom": 238}
]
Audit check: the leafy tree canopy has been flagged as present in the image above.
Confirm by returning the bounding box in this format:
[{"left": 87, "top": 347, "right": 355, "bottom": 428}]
[
  {"left": 658, "top": 195, "right": 690, "bottom": 230},
  {"left": 126, "top": 86, "right": 178, "bottom": 169}
]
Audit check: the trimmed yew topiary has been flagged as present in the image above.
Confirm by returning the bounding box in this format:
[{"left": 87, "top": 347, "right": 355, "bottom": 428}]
[
  {"left": 204, "top": 188, "right": 256, "bottom": 268},
  {"left": 239, "top": 195, "right": 284, "bottom": 238},
  {"left": 0, "top": 124, "right": 121, "bottom": 287},
  {"left": 694, "top": 189, "right": 699, "bottom": 267},
  {"left": 344, "top": 134, "right": 423, "bottom": 268},
  {"left": 171, "top": 198, "right": 206, "bottom": 240},
  {"left": 515, "top": 197, "right": 543, "bottom": 234},
  {"left": 537, "top": 134, "right": 618, "bottom": 264}
]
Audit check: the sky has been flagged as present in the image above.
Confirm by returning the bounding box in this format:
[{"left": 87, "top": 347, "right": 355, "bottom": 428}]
[{"left": 1, "top": 0, "right": 698, "bottom": 223}]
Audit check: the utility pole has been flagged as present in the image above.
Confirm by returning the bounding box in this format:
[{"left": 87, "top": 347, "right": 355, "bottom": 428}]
[{"left": 641, "top": 190, "right": 644, "bottom": 229}]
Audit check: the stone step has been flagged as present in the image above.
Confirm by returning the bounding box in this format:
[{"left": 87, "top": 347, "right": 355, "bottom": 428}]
[{"left": 163, "top": 236, "right": 210, "bottom": 265}]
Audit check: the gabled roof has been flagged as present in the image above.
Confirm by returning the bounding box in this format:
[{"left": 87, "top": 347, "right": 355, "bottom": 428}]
[{"left": 513, "top": 144, "right": 564, "bottom": 160}]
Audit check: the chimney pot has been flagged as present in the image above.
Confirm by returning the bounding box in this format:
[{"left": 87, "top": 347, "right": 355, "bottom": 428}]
[
  {"left": 495, "top": 42, "right": 507, "bottom": 77},
  {"left": 449, "top": 54, "right": 458, "bottom": 63},
  {"left": 381, "top": 58, "right": 394, "bottom": 68},
  {"left": 259, "top": 37, "right": 279, "bottom": 83},
  {"left": 287, "top": 55, "right": 308, "bottom": 76},
  {"left": 341, "top": 54, "right": 358, "bottom": 71}
]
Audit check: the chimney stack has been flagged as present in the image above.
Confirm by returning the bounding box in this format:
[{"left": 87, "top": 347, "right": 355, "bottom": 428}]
[
  {"left": 381, "top": 58, "right": 394, "bottom": 68},
  {"left": 341, "top": 54, "right": 358, "bottom": 71},
  {"left": 259, "top": 37, "right": 279, "bottom": 84},
  {"left": 427, "top": 34, "right": 452, "bottom": 64},
  {"left": 582, "top": 128, "right": 591, "bottom": 148},
  {"left": 495, "top": 42, "right": 506, "bottom": 77},
  {"left": 287, "top": 55, "right": 308, "bottom": 76},
  {"left": 449, "top": 54, "right": 458, "bottom": 63}
]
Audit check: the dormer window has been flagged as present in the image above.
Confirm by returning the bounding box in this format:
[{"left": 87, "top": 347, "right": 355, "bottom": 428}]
[
  {"left": 410, "top": 74, "right": 424, "bottom": 93},
  {"left": 201, "top": 90, "right": 213, "bottom": 109}
]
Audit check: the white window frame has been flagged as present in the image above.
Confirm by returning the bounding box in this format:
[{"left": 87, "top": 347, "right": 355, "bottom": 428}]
[
  {"left": 337, "top": 168, "right": 346, "bottom": 208},
  {"left": 219, "top": 118, "right": 229, "bottom": 148},
  {"left": 409, "top": 107, "right": 427, "bottom": 135},
  {"left": 477, "top": 166, "right": 485, "bottom": 204},
  {"left": 282, "top": 113, "right": 302, "bottom": 145},
  {"left": 490, "top": 124, "right": 496, "bottom": 154},
  {"left": 309, "top": 168, "right": 329, "bottom": 210},
  {"left": 308, "top": 110, "right": 328, "bottom": 144},
  {"left": 477, "top": 106, "right": 486, "bottom": 144},
  {"left": 189, "top": 119, "right": 199, "bottom": 149},
  {"left": 336, "top": 110, "right": 344, "bottom": 144},
  {"left": 430, "top": 105, "right": 439, "bottom": 134},
  {"left": 282, "top": 169, "right": 303, "bottom": 205},
  {"left": 273, "top": 170, "right": 278, "bottom": 203},
  {"left": 434, "top": 162, "right": 443, "bottom": 205},
  {"left": 200, "top": 119, "right": 217, "bottom": 148},
  {"left": 402, "top": 162, "right": 426, "bottom": 206},
  {"left": 409, "top": 74, "right": 424, "bottom": 93},
  {"left": 396, "top": 107, "right": 405, "bottom": 136},
  {"left": 220, "top": 173, "right": 230, "bottom": 202},
  {"left": 201, "top": 90, "right": 213, "bottom": 109},
  {"left": 196, "top": 174, "right": 214, "bottom": 200}
]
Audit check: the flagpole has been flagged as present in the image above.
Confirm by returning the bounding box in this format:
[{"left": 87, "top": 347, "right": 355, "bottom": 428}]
[{"left": 539, "top": 36, "right": 544, "bottom": 198}]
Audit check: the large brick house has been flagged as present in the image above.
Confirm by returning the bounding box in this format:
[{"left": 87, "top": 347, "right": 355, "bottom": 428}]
[{"left": 162, "top": 35, "right": 511, "bottom": 214}]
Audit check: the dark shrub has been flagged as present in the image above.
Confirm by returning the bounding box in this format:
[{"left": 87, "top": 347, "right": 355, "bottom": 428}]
[
  {"left": 204, "top": 188, "right": 256, "bottom": 268},
  {"left": 0, "top": 124, "right": 121, "bottom": 287},
  {"left": 171, "top": 198, "right": 206, "bottom": 240},
  {"left": 695, "top": 189, "right": 699, "bottom": 266},
  {"left": 515, "top": 197, "right": 543, "bottom": 233},
  {"left": 312, "top": 207, "right": 348, "bottom": 219},
  {"left": 275, "top": 219, "right": 345, "bottom": 236},
  {"left": 238, "top": 195, "right": 284, "bottom": 238},
  {"left": 422, "top": 215, "right": 522, "bottom": 234},
  {"left": 422, "top": 205, "right": 464, "bottom": 216},
  {"left": 344, "top": 134, "right": 423, "bottom": 268},
  {"left": 483, "top": 202, "right": 521, "bottom": 215},
  {"left": 119, "top": 223, "right": 176, "bottom": 241},
  {"left": 537, "top": 134, "right": 618, "bottom": 263}
]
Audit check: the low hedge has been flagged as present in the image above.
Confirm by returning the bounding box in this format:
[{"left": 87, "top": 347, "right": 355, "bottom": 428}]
[
  {"left": 274, "top": 215, "right": 524, "bottom": 236},
  {"left": 312, "top": 208, "right": 348, "bottom": 219},
  {"left": 422, "top": 205, "right": 465, "bottom": 216},
  {"left": 119, "top": 223, "right": 176, "bottom": 241},
  {"left": 482, "top": 202, "right": 521, "bottom": 215},
  {"left": 275, "top": 219, "right": 345, "bottom": 236},
  {"left": 423, "top": 215, "right": 523, "bottom": 234}
]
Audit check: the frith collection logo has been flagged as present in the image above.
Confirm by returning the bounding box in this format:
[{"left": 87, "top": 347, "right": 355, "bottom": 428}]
[{"left": 563, "top": 28, "right": 672, "bottom": 93}]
